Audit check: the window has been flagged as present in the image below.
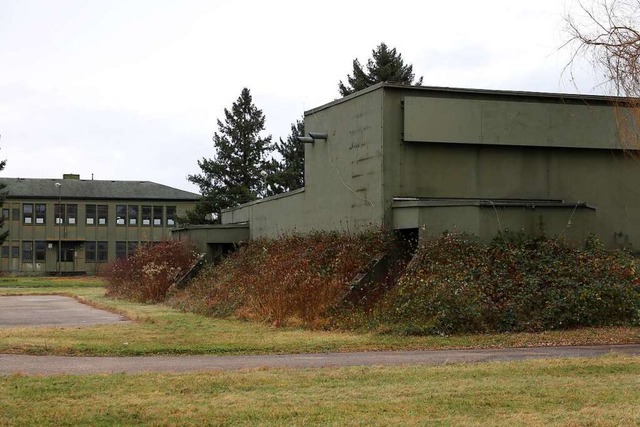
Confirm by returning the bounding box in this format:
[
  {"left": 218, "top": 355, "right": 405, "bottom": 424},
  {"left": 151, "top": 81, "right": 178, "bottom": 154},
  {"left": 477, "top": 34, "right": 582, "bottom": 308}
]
[
  {"left": 153, "top": 206, "right": 163, "bottom": 226},
  {"left": 116, "top": 205, "right": 126, "bottom": 225},
  {"left": 35, "top": 241, "right": 46, "bottom": 262},
  {"left": 55, "top": 203, "right": 65, "bottom": 225},
  {"left": 23, "top": 204, "right": 33, "bottom": 224},
  {"left": 86, "top": 204, "right": 96, "bottom": 225},
  {"left": 85, "top": 241, "right": 96, "bottom": 262},
  {"left": 97, "top": 241, "right": 108, "bottom": 262},
  {"left": 2, "top": 208, "right": 9, "bottom": 220},
  {"left": 11, "top": 244, "right": 19, "bottom": 258},
  {"left": 97, "top": 205, "right": 108, "bottom": 225},
  {"left": 128, "top": 241, "right": 138, "bottom": 256},
  {"left": 22, "top": 241, "right": 33, "bottom": 262},
  {"left": 166, "top": 206, "right": 177, "bottom": 227},
  {"left": 142, "top": 205, "right": 151, "bottom": 226},
  {"left": 116, "top": 241, "right": 126, "bottom": 259},
  {"left": 11, "top": 208, "right": 19, "bottom": 221},
  {"left": 128, "top": 205, "right": 138, "bottom": 226},
  {"left": 1, "top": 246, "right": 8, "bottom": 258},
  {"left": 87, "top": 241, "right": 110, "bottom": 262},
  {"left": 35, "top": 204, "right": 46, "bottom": 225},
  {"left": 67, "top": 204, "right": 77, "bottom": 225}
]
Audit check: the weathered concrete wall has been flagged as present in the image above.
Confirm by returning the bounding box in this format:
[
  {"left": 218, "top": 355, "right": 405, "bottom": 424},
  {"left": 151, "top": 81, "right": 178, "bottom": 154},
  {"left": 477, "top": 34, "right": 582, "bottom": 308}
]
[
  {"left": 403, "top": 96, "right": 619, "bottom": 149},
  {"left": 222, "top": 190, "right": 310, "bottom": 238},
  {"left": 222, "top": 88, "right": 386, "bottom": 237},
  {"left": 382, "top": 87, "right": 640, "bottom": 247},
  {"left": 218, "top": 84, "right": 640, "bottom": 248},
  {"left": 394, "top": 203, "right": 596, "bottom": 244},
  {"left": 172, "top": 224, "right": 249, "bottom": 261}
]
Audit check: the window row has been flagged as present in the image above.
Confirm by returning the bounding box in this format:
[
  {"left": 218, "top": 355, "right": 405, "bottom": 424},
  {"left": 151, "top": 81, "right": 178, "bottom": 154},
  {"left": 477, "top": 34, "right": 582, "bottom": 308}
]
[
  {"left": 11, "top": 204, "right": 177, "bottom": 227},
  {"left": 0, "top": 241, "right": 47, "bottom": 263},
  {"left": 92, "top": 241, "right": 158, "bottom": 262},
  {"left": 0, "top": 240, "right": 162, "bottom": 263},
  {"left": 115, "top": 205, "right": 177, "bottom": 227}
]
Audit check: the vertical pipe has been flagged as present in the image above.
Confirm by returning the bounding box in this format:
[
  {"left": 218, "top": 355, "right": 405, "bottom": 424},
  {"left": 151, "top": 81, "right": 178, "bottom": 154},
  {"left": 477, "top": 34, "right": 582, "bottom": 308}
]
[{"left": 55, "top": 182, "right": 61, "bottom": 275}]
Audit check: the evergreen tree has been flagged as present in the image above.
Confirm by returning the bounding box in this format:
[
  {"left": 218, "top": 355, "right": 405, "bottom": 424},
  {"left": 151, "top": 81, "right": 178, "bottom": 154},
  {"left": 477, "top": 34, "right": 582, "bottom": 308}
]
[
  {"left": 187, "top": 88, "right": 272, "bottom": 223},
  {"left": 338, "top": 42, "right": 423, "bottom": 96},
  {"left": 266, "top": 118, "right": 305, "bottom": 195}
]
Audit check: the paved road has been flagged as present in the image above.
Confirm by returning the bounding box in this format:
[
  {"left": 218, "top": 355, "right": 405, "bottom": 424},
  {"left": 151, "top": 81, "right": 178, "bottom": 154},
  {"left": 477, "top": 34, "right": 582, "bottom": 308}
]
[
  {"left": 2, "top": 344, "right": 639, "bottom": 376},
  {"left": 1, "top": 296, "right": 638, "bottom": 376}
]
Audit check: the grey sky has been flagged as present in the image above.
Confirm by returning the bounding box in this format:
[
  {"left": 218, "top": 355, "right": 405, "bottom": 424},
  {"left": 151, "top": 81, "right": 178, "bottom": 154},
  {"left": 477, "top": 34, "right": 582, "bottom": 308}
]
[{"left": 0, "top": 0, "right": 599, "bottom": 193}]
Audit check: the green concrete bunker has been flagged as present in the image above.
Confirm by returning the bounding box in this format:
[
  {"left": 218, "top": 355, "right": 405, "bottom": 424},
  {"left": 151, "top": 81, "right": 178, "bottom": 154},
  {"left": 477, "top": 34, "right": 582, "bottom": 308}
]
[{"left": 176, "top": 83, "right": 640, "bottom": 259}]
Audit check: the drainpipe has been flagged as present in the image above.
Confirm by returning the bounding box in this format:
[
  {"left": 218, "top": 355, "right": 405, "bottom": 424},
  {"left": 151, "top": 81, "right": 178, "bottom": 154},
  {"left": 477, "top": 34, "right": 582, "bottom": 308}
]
[{"left": 55, "top": 182, "right": 61, "bottom": 276}]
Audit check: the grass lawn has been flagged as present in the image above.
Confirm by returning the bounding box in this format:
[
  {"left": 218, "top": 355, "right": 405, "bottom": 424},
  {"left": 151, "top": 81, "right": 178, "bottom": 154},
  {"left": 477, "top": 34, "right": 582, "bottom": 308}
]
[
  {"left": 2, "top": 278, "right": 640, "bottom": 426},
  {"left": 0, "top": 276, "right": 104, "bottom": 289},
  {"left": 1, "top": 355, "right": 639, "bottom": 426},
  {"left": 1, "top": 277, "right": 640, "bottom": 356}
]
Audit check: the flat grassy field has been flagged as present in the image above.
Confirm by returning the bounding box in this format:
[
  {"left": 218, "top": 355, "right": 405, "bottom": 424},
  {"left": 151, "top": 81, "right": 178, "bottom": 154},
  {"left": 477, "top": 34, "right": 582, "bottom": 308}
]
[
  {"left": 1, "top": 355, "right": 639, "bottom": 426},
  {"left": 2, "top": 278, "right": 640, "bottom": 426},
  {"left": 0, "top": 277, "right": 640, "bottom": 356},
  {"left": 1, "top": 277, "right": 640, "bottom": 356}
]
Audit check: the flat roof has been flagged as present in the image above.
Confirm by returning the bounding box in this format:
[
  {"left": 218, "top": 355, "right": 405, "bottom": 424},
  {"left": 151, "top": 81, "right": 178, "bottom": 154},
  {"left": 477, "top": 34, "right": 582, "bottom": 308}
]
[{"left": 305, "top": 82, "right": 629, "bottom": 116}]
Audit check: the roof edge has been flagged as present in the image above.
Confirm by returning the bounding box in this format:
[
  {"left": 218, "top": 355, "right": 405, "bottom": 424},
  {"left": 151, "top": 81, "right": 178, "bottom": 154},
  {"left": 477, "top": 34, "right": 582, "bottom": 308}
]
[{"left": 305, "top": 83, "right": 631, "bottom": 116}]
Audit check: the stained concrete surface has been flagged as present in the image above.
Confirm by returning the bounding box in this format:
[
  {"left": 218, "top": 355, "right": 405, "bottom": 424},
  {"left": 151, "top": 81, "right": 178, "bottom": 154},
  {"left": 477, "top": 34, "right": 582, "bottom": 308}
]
[{"left": 0, "top": 295, "right": 128, "bottom": 328}]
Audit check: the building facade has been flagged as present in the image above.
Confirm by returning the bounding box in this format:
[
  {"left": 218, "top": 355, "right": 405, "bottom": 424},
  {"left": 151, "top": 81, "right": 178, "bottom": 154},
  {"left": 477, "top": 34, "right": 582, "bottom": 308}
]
[
  {"left": 0, "top": 175, "right": 199, "bottom": 274},
  {"left": 176, "top": 83, "right": 640, "bottom": 255}
]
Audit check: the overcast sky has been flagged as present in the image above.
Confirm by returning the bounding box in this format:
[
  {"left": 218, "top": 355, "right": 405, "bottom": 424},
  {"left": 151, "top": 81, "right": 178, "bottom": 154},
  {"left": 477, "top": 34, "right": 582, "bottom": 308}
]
[{"left": 0, "top": 0, "right": 602, "bottom": 193}]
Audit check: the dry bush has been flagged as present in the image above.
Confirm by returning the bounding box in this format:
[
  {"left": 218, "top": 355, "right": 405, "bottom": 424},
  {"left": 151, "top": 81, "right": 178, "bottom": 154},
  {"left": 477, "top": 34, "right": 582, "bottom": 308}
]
[
  {"left": 168, "top": 230, "right": 392, "bottom": 327},
  {"left": 103, "top": 241, "right": 199, "bottom": 303}
]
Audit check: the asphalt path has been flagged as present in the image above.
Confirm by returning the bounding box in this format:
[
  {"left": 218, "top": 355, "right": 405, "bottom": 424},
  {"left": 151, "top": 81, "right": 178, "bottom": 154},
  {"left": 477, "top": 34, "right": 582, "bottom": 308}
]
[
  {"left": 2, "top": 344, "right": 639, "bottom": 376},
  {"left": 1, "top": 295, "right": 639, "bottom": 376}
]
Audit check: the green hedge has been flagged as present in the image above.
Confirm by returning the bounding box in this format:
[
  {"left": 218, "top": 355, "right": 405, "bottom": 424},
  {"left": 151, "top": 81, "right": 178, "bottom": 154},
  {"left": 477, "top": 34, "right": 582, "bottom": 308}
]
[{"left": 375, "top": 233, "right": 640, "bottom": 335}]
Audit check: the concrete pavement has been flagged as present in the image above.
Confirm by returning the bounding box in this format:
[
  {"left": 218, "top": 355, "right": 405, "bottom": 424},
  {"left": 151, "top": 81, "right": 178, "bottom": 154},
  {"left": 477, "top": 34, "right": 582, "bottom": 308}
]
[{"left": 0, "top": 295, "right": 128, "bottom": 328}]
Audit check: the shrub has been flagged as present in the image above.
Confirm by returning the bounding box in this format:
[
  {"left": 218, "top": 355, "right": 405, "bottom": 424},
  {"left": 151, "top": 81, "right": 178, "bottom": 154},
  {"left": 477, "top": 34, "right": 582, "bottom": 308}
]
[
  {"left": 375, "top": 232, "right": 640, "bottom": 335},
  {"left": 103, "top": 241, "right": 198, "bottom": 303},
  {"left": 168, "top": 230, "right": 394, "bottom": 327}
]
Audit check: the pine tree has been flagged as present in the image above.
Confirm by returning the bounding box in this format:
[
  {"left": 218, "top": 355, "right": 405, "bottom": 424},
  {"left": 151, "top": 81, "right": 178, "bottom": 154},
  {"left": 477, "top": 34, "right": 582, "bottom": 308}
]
[
  {"left": 338, "top": 42, "right": 423, "bottom": 96},
  {"left": 187, "top": 88, "right": 272, "bottom": 223},
  {"left": 266, "top": 118, "right": 305, "bottom": 195}
]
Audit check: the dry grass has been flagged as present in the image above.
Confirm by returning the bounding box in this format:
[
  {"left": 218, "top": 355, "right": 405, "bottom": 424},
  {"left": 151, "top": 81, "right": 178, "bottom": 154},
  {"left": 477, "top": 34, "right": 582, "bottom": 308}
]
[
  {"left": 1, "top": 278, "right": 640, "bottom": 356},
  {"left": 1, "top": 355, "right": 639, "bottom": 425}
]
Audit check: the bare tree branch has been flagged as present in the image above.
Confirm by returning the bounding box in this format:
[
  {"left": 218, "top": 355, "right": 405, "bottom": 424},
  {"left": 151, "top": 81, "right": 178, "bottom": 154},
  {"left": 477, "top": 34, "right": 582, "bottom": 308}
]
[{"left": 564, "top": 0, "right": 640, "bottom": 152}]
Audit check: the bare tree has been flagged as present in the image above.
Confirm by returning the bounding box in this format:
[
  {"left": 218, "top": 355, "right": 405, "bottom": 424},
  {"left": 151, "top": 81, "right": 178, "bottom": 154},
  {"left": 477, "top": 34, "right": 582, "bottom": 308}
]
[
  {"left": 565, "top": 0, "right": 640, "bottom": 150},
  {"left": 566, "top": 0, "right": 640, "bottom": 95}
]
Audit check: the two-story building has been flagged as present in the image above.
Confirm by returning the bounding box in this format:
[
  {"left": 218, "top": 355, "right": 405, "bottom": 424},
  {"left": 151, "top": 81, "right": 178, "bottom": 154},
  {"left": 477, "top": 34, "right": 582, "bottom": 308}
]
[{"left": 0, "top": 174, "right": 199, "bottom": 274}]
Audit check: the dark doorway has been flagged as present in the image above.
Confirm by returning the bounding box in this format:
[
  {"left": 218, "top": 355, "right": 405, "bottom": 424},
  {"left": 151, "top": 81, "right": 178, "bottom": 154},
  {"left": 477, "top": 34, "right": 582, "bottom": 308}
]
[{"left": 57, "top": 242, "right": 75, "bottom": 262}]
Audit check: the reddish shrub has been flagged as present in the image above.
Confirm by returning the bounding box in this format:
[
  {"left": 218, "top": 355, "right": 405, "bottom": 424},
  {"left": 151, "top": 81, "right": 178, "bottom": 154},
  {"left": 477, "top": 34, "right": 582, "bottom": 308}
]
[
  {"left": 103, "top": 241, "right": 198, "bottom": 303},
  {"left": 168, "top": 230, "right": 394, "bottom": 327}
]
